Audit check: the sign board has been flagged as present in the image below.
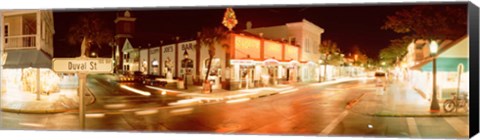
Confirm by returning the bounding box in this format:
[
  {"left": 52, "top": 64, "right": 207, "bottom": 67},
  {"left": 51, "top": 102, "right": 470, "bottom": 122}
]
[{"left": 52, "top": 58, "right": 113, "bottom": 73}]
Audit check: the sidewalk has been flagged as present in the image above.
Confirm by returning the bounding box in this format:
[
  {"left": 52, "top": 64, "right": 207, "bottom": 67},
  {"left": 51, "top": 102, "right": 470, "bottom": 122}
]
[
  {"left": 1, "top": 88, "right": 95, "bottom": 113},
  {"left": 350, "top": 80, "right": 469, "bottom": 117}
]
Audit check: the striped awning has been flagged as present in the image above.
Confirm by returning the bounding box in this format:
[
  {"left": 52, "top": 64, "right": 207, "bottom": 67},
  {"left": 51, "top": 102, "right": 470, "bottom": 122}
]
[
  {"left": 3, "top": 49, "right": 52, "bottom": 69},
  {"left": 412, "top": 57, "right": 468, "bottom": 72}
]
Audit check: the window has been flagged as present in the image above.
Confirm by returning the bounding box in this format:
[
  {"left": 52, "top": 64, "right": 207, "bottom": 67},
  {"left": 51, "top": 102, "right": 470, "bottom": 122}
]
[
  {"left": 289, "top": 37, "right": 296, "bottom": 45},
  {"left": 4, "top": 24, "right": 9, "bottom": 44}
]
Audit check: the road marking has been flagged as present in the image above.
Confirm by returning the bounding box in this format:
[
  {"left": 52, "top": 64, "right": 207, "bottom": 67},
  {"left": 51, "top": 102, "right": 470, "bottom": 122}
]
[
  {"left": 319, "top": 110, "right": 349, "bottom": 135},
  {"left": 444, "top": 117, "right": 469, "bottom": 137},
  {"left": 18, "top": 122, "right": 45, "bottom": 128},
  {"left": 226, "top": 98, "right": 251, "bottom": 104},
  {"left": 86, "top": 113, "right": 106, "bottom": 118},
  {"left": 134, "top": 109, "right": 158, "bottom": 116},
  {"left": 406, "top": 117, "right": 421, "bottom": 138}
]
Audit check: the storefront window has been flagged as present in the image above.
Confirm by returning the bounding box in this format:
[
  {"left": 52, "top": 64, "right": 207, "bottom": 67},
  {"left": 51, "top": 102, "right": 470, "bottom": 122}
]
[
  {"left": 2, "top": 68, "right": 60, "bottom": 94},
  {"left": 205, "top": 58, "right": 221, "bottom": 76}
]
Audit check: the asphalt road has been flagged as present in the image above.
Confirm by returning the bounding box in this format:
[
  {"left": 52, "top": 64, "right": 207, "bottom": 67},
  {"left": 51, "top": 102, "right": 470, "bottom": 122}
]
[{"left": 0, "top": 76, "right": 469, "bottom": 139}]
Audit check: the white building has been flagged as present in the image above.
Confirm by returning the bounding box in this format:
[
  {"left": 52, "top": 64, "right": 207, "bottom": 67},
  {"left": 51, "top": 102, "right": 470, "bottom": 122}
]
[
  {"left": 121, "top": 38, "right": 140, "bottom": 72},
  {"left": 244, "top": 19, "right": 324, "bottom": 82},
  {"left": 410, "top": 36, "right": 469, "bottom": 101},
  {"left": 1, "top": 10, "right": 57, "bottom": 95}
]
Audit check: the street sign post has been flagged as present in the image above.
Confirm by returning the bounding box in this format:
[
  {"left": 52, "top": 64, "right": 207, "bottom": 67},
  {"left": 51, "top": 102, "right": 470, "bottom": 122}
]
[{"left": 52, "top": 57, "right": 112, "bottom": 130}]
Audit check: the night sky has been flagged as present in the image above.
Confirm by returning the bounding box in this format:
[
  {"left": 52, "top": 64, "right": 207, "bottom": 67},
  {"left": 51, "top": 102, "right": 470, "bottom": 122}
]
[{"left": 52, "top": 3, "right": 465, "bottom": 58}]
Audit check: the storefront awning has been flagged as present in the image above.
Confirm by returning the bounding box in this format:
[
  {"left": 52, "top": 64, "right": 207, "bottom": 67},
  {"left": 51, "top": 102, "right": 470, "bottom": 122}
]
[
  {"left": 413, "top": 57, "right": 468, "bottom": 72},
  {"left": 3, "top": 49, "right": 52, "bottom": 69}
]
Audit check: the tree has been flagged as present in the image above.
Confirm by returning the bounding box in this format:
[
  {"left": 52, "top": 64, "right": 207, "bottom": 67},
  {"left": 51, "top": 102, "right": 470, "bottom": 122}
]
[
  {"left": 382, "top": 5, "right": 467, "bottom": 40},
  {"left": 67, "top": 13, "right": 114, "bottom": 57},
  {"left": 350, "top": 45, "right": 368, "bottom": 66},
  {"left": 197, "top": 26, "right": 229, "bottom": 93},
  {"left": 319, "top": 40, "right": 341, "bottom": 82},
  {"left": 379, "top": 37, "right": 410, "bottom": 67}
]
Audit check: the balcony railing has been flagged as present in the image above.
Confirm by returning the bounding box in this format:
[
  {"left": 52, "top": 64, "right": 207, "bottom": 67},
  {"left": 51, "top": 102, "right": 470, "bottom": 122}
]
[{"left": 4, "top": 35, "right": 36, "bottom": 49}]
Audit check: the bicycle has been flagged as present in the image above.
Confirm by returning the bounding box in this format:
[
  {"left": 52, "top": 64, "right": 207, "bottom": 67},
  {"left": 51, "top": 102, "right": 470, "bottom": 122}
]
[{"left": 443, "top": 92, "right": 469, "bottom": 113}]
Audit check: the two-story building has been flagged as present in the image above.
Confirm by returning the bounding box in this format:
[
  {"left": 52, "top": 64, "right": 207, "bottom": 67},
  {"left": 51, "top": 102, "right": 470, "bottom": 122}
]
[
  {"left": 1, "top": 10, "right": 57, "bottom": 97},
  {"left": 244, "top": 19, "right": 324, "bottom": 82},
  {"left": 408, "top": 36, "right": 469, "bottom": 101}
]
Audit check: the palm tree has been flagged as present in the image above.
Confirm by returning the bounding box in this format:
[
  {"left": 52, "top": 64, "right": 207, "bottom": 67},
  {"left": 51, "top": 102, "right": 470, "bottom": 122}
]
[
  {"left": 67, "top": 13, "right": 113, "bottom": 57},
  {"left": 319, "top": 40, "right": 340, "bottom": 82},
  {"left": 197, "top": 26, "right": 229, "bottom": 93}
]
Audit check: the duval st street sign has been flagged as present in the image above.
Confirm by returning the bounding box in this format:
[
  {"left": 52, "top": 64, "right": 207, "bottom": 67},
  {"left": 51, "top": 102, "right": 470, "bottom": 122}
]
[{"left": 52, "top": 58, "right": 113, "bottom": 73}]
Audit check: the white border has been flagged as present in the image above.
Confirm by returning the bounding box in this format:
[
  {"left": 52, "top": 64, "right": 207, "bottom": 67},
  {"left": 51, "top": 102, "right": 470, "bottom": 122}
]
[
  {"left": 0, "top": 0, "right": 472, "bottom": 9},
  {"left": 0, "top": 0, "right": 477, "bottom": 140}
]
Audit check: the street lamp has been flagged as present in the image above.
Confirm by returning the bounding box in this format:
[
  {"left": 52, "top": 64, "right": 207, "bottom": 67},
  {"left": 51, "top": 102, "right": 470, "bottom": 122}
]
[{"left": 430, "top": 40, "right": 440, "bottom": 112}]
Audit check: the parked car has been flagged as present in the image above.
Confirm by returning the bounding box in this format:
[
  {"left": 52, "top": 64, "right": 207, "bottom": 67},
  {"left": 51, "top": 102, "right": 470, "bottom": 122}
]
[
  {"left": 142, "top": 75, "right": 168, "bottom": 87},
  {"left": 133, "top": 71, "right": 145, "bottom": 83}
]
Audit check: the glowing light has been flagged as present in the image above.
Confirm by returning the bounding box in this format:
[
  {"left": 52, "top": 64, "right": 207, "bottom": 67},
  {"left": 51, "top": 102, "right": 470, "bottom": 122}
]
[
  {"left": 263, "top": 58, "right": 279, "bottom": 65},
  {"left": 146, "top": 85, "right": 179, "bottom": 93},
  {"left": 104, "top": 103, "right": 127, "bottom": 109},
  {"left": 168, "top": 98, "right": 202, "bottom": 106},
  {"left": 18, "top": 122, "right": 45, "bottom": 128},
  {"left": 161, "top": 90, "right": 167, "bottom": 95},
  {"left": 169, "top": 107, "right": 194, "bottom": 115},
  {"left": 368, "top": 124, "right": 373, "bottom": 128},
  {"left": 86, "top": 113, "right": 105, "bottom": 118},
  {"left": 134, "top": 109, "right": 158, "bottom": 116},
  {"left": 230, "top": 59, "right": 255, "bottom": 65},
  {"left": 429, "top": 40, "right": 438, "bottom": 54},
  {"left": 226, "top": 98, "right": 250, "bottom": 104},
  {"left": 120, "top": 85, "right": 151, "bottom": 96},
  {"left": 152, "top": 60, "right": 159, "bottom": 66}
]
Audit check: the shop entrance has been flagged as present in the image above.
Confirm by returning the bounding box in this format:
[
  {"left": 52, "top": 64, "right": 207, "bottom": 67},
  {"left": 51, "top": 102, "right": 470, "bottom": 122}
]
[
  {"left": 239, "top": 65, "right": 254, "bottom": 89},
  {"left": 262, "top": 59, "right": 280, "bottom": 86}
]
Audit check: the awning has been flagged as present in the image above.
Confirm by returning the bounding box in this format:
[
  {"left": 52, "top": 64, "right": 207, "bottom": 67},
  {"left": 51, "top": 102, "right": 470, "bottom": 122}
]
[
  {"left": 412, "top": 57, "right": 468, "bottom": 72},
  {"left": 3, "top": 49, "right": 52, "bottom": 69}
]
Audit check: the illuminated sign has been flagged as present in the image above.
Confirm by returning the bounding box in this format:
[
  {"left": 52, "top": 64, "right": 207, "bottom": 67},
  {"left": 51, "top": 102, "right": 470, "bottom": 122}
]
[
  {"left": 230, "top": 59, "right": 255, "bottom": 65},
  {"left": 150, "top": 48, "right": 159, "bottom": 54},
  {"left": 52, "top": 58, "right": 113, "bottom": 73},
  {"left": 263, "top": 58, "right": 279, "bottom": 66},
  {"left": 164, "top": 46, "right": 174, "bottom": 53},
  {"left": 181, "top": 43, "right": 194, "bottom": 51}
]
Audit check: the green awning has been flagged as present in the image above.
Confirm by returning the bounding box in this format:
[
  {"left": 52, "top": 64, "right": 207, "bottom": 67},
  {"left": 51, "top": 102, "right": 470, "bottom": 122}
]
[
  {"left": 420, "top": 57, "right": 468, "bottom": 72},
  {"left": 3, "top": 49, "right": 52, "bottom": 69}
]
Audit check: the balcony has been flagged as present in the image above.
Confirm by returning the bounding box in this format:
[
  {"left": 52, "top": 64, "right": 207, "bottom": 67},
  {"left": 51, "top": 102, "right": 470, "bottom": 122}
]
[{"left": 4, "top": 35, "right": 36, "bottom": 49}]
